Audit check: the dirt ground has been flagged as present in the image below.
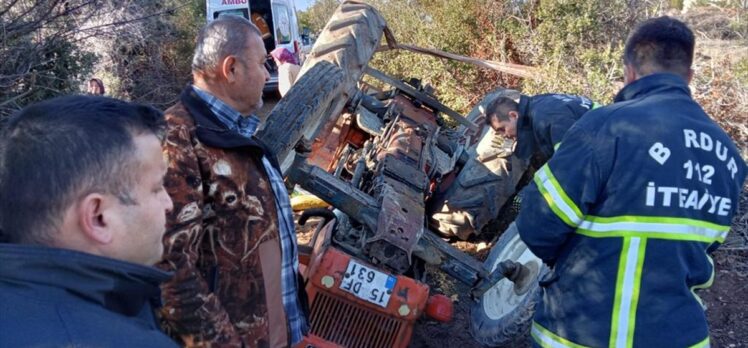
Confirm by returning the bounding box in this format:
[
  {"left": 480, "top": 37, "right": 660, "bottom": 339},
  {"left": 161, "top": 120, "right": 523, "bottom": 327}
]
[
  {"left": 257, "top": 91, "right": 280, "bottom": 120},
  {"left": 700, "top": 187, "right": 748, "bottom": 348},
  {"left": 409, "top": 244, "right": 505, "bottom": 348}
]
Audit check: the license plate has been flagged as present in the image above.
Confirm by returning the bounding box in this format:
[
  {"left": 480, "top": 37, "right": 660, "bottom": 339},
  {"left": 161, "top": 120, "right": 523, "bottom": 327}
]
[{"left": 340, "top": 259, "right": 397, "bottom": 307}]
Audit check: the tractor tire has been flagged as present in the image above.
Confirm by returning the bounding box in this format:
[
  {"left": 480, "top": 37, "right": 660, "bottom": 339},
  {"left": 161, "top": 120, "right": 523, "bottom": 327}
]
[
  {"left": 263, "top": 1, "right": 386, "bottom": 172},
  {"left": 258, "top": 61, "right": 345, "bottom": 170},
  {"left": 299, "top": 0, "right": 385, "bottom": 93},
  {"left": 470, "top": 223, "right": 547, "bottom": 347},
  {"left": 430, "top": 89, "right": 525, "bottom": 240}
]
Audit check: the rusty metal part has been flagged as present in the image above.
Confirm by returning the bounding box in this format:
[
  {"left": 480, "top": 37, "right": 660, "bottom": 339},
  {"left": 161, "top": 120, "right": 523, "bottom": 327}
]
[
  {"left": 351, "top": 141, "right": 372, "bottom": 188},
  {"left": 379, "top": 155, "right": 428, "bottom": 192},
  {"left": 288, "top": 154, "right": 493, "bottom": 287},
  {"left": 389, "top": 95, "right": 438, "bottom": 133},
  {"left": 309, "top": 111, "right": 369, "bottom": 172},
  {"left": 288, "top": 153, "right": 380, "bottom": 232},
  {"left": 364, "top": 67, "right": 480, "bottom": 134},
  {"left": 334, "top": 145, "right": 354, "bottom": 177},
  {"left": 353, "top": 89, "right": 445, "bottom": 273},
  {"left": 366, "top": 181, "right": 424, "bottom": 273},
  {"left": 415, "top": 231, "right": 487, "bottom": 285}
]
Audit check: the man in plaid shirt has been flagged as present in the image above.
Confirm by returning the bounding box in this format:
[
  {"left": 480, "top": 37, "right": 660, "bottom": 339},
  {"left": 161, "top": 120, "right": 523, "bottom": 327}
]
[{"left": 158, "top": 16, "right": 307, "bottom": 347}]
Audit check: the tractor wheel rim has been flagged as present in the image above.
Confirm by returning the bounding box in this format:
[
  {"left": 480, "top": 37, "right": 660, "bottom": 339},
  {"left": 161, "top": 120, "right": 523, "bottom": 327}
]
[{"left": 482, "top": 232, "right": 541, "bottom": 320}]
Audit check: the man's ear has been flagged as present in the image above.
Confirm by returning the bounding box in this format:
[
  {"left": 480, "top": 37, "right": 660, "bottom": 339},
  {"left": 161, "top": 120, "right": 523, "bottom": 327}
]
[
  {"left": 508, "top": 111, "right": 519, "bottom": 120},
  {"left": 686, "top": 68, "right": 694, "bottom": 84},
  {"left": 77, "top": 193, "right": 114, "bottom": 245},
  {"left": 624, "top": 63, "right": 638, "bottom": 85},
  {"left": 220, "top": 55, "right": 238, "bottom": 83}
]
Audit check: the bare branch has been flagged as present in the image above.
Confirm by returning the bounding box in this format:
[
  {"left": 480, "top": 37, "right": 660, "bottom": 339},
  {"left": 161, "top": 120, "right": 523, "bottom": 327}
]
[{"left": 0, "top": 89, "right": 32, "bottom": 108}]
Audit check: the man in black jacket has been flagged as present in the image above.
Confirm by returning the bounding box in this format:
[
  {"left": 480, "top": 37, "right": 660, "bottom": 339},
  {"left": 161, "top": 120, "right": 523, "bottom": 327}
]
[
  {"left": 485, "top": 94, "right": 594, "bottom": 165},
  {"left": 0, "top": 96, "right": 176, "bottom": 347}
]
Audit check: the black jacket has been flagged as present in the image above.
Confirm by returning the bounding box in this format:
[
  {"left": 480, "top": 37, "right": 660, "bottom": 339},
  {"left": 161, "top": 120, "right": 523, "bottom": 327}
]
[
  {"left": 0, "top": 243, "right": 177, "bottom": 347},
  {"left": 514, "top": 93, "right": 593, "bottom": 163}
]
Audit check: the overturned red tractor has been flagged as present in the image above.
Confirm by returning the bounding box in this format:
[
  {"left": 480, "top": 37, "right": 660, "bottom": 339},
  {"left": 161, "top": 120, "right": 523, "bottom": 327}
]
[{"left": 258, "top": 2, "right": 546, "bottom": 347}]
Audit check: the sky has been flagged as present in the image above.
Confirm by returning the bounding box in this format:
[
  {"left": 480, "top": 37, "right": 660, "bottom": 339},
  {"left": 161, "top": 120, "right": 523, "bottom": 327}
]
[{"left": 294, "top": 0, "right": 315, "bottom": 11}]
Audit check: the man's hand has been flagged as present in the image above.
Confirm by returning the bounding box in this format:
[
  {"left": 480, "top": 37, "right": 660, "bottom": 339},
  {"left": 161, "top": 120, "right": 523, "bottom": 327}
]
[
  {"left": 294, "top": 137, "right": 313, "bottom": 154},
  {"left": 161, "top": 254, "right": 212, "bottom": 335}
]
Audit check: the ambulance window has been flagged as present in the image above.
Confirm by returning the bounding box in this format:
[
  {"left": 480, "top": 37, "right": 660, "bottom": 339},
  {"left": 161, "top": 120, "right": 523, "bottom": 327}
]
[
  {"left": 272, "top": 3, "right": 292, "bottom": 44},
  {"left": 214, "top": 9, "right": 249, "bottom": 20}
]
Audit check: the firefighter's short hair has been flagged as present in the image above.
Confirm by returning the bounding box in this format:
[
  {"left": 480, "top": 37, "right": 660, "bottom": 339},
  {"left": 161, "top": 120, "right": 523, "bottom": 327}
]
[
  {"left": 485, "top": 96, "right": 519, "bottom": 124},
  {"left": 624, "top": 16, "right": 695, "bottom": 80}
]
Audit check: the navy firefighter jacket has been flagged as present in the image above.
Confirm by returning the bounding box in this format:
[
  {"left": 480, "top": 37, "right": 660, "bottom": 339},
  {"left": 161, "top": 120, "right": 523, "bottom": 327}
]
[
  {"left": 516, "top": 73, "right": 747, "bottom": 348},
  {"left": 514, "top": 93, "right": 594, "bottom": 163}
]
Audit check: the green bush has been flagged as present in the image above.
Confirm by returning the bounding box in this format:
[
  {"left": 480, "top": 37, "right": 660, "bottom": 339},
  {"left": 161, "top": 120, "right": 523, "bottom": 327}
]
[
  {"left": 298, "top": 0, "right": 666, "bottom": 114},
  {"left": 736, "top": 57, "right": 748, "bottom": 85}
]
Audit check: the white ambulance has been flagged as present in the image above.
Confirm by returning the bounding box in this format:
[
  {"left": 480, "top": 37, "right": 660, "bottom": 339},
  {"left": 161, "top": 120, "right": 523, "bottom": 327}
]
[{"left": 206, "top": 0, "right": 301, "bottom": 93}]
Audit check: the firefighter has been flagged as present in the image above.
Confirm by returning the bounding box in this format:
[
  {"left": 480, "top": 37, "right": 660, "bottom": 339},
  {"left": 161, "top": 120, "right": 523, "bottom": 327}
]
[
  {"left": 515, "top": 16, "right": 747, "bottom": 347},
  {"left": 485, "top": 93, "right": 595, "bottom": 167}
]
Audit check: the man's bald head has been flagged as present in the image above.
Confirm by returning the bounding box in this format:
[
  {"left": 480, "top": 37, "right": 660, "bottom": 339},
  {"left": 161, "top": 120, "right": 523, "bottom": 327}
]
[{"left": 192, "top": 15, "right": 262, "bottom": 75}]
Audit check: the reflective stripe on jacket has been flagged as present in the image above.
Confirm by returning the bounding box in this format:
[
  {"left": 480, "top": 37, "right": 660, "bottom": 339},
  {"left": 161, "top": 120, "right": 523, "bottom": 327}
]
[{"left": 516, "top": 73, "right": 747, "bottom": 348}]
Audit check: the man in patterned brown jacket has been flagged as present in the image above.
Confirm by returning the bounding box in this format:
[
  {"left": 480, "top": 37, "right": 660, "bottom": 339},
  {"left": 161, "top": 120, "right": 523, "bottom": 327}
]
[{"left": 158, "top": 16, "right": 307, "bottom": 347}]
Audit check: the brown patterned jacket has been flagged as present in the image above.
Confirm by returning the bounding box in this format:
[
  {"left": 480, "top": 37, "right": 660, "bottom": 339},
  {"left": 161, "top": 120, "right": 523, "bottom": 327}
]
[{"left": 158, "top": 87, "right": 290, "bottom": 348}]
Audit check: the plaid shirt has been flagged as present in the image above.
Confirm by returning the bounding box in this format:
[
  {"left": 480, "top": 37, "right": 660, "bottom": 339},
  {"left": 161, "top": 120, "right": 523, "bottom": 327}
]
[{"left": 192, "top": 86, "right": 308, "bottom": 344}]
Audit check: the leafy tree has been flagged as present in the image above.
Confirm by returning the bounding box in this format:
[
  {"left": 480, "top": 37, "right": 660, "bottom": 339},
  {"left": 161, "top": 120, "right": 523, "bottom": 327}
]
[{"left": 297, "top": 0, "right": 340, "bottom": 34}]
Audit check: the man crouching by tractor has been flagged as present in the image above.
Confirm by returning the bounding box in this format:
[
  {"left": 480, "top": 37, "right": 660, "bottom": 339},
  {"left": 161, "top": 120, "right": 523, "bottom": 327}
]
[
  {"left": 514, "top": 16, "right": 747, "bottom": 347},
  {"left": 483, "top": 93, "right": 595, "bottom": 214},
  {"left": 485, "top": 93, "right": 595, "bottom": 169}
]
